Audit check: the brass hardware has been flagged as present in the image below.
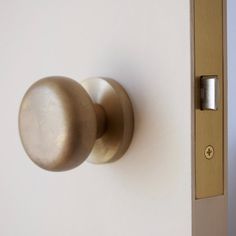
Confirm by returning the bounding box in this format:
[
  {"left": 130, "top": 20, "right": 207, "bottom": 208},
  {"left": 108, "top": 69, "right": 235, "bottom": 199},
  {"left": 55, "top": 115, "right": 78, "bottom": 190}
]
[
  {"left": 204, "top": 145, "right": 214, "bottom": 160},
  {"left": 194, "top": 0, "right": 225, "bottom": 198},
  {"left": 18, "top": 76, "right": 134, "bottom": 171},
  {"left": 200, "top": 76, "right": 219, "bottom": 111}
]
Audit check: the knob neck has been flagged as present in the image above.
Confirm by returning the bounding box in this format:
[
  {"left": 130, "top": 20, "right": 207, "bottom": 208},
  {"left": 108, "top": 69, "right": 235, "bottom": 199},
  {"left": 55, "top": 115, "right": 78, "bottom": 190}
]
[{"left": 94, "top": 104, "right": 107, "bottom": 139}]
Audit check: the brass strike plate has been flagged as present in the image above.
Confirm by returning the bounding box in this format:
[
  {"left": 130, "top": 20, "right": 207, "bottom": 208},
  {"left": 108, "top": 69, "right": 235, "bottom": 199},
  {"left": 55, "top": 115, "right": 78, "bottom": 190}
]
[{"left": 194, "top": 0, "right": 225, "bottom": 199}]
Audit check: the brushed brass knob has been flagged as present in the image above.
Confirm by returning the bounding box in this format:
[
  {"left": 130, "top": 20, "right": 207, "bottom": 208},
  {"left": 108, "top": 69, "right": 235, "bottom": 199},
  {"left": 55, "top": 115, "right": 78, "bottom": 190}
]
[{"left": 18, "top": 76, "right": 134, "bottom": 171}]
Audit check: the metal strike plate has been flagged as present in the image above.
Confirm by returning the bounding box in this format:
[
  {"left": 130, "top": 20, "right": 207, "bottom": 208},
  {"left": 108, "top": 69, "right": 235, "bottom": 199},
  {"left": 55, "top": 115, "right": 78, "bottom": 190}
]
[{"left": 194, "top": 0, "right": 225, "bottom": 199}]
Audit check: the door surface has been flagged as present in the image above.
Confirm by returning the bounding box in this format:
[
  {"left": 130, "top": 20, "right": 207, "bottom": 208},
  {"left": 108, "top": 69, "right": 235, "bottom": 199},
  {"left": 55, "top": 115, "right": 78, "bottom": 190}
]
[{"left": 0, "top": 0, "right": 227, "bottom": 236}]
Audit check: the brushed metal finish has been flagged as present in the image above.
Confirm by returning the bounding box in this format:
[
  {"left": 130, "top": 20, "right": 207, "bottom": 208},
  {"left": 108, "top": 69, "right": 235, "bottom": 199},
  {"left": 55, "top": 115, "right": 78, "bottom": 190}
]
[
  {"left": 194, "top": 0, "right": 225, "bottom": 199},
  {"left": 200, "top": 76, "right": 219, "bottom": 110},
  {"left": 82, "top": 78, "right": 134, "bottom": 164},
  {"left": 18, "top": 76, "right": 134, "bottom": 171}
]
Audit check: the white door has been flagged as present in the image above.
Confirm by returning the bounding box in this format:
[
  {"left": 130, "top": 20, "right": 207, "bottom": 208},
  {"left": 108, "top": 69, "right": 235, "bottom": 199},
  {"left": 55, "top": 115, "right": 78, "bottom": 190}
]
[{"left": 0, "top": 0, "right": 227, "bottom": 235}]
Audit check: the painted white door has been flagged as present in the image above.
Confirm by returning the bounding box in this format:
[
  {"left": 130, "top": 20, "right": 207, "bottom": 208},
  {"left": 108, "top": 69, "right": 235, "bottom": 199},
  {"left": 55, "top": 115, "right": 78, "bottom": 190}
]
[{"left": 0, "top": 0, "right": 227, "bottom": 235}]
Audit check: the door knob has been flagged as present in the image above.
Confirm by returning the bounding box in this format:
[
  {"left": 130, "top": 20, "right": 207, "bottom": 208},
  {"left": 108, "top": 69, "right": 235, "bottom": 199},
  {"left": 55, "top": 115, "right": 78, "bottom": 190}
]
[{"left": 18, "top": 76, "right": 134, "bottom": 171}]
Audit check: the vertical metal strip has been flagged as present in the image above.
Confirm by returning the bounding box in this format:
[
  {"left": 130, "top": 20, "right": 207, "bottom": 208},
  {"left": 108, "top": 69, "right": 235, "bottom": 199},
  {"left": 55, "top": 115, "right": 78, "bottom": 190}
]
[{"left": 194, "top": 0, "right": 224, "bottom": 199}]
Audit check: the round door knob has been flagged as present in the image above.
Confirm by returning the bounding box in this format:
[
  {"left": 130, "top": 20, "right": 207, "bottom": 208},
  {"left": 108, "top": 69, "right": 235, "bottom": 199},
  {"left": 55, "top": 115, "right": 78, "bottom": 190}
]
[{"left": 18, "top": 76, "right": 134, "bottom": 171}]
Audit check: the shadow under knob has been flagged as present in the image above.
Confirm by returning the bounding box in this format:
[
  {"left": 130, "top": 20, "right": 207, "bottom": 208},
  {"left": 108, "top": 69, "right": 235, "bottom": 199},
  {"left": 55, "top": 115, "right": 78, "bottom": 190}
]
[{"left": 18, "top": 76, "right": 134, "bottom": 171}]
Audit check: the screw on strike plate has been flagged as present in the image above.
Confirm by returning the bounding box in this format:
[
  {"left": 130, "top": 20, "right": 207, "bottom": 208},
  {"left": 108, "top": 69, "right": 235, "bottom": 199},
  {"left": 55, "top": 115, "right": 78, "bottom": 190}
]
[{"left": 204, "top": 145, "right": 214, "bottom": 160}]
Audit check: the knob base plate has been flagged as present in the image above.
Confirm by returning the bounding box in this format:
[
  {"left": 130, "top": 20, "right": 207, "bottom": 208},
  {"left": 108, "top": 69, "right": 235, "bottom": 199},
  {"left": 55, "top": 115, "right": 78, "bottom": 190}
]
[{"left": 81, "top": 78, "right": 134, "bottom": 164}]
